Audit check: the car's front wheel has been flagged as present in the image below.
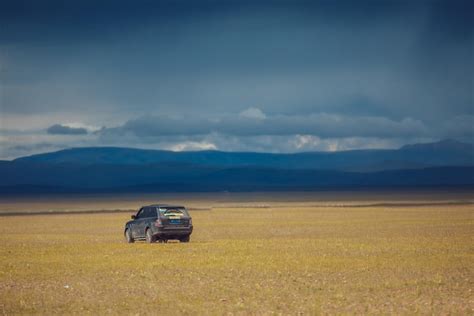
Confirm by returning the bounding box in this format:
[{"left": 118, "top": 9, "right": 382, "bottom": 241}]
[
  {"left": 125, "top": 229, "right": 134, "bottom": 243},
  {"left": 145, "top": 229, "right": 156, "bottom": 243},
  {"left": 180, "top": 235, "right": 190, "bottom": 243}
]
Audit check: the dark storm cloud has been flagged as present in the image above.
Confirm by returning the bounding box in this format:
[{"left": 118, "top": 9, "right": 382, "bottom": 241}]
[
  {"left": 2, "top": 0, "right": 472, "bottom": 117},
  {"left": 47, "top": 124, "right": 88, "bottom": 135}
]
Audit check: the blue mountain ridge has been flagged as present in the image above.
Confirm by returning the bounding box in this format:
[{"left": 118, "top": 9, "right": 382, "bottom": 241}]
[
  {"left": 1, "top": 139, "right": 473, "bottom": 193},
  {"left": 12, "top": 139, "right": 474, "bottom": 172}
]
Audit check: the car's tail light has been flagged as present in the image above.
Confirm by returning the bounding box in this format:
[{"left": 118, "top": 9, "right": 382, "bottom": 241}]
[{"left": 154, "top": 219, "right": 163, "bottom": 227}]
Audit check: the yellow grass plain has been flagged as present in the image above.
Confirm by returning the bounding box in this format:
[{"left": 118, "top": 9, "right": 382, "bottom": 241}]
[{"left": 0, "top": 193, "right": 472, "bottom": 314}]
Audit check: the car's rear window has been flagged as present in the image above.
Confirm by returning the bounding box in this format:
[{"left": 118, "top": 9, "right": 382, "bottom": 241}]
[{"left": 158, "top": 207, "right": 189, "bottom": 217}]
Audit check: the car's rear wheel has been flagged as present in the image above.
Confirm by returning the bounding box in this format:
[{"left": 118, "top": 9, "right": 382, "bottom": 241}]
[
  {"left": 145, "top": 229, "right": 156, "bottom": 243},
  {"left": 180, "top": 235, "right": 190, "bottom": 243},
  {"left": 125, "top": 229, "right": 134, "bottom": 243}
]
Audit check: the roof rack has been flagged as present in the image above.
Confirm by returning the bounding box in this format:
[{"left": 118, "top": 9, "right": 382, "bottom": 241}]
[{"left": 148, "top": 204, "right": 185, "bottom": 208}]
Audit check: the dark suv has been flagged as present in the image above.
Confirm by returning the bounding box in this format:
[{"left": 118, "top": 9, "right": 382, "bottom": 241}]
[{"left": 124, "top": 204, "right": 193, "bottom": 243}]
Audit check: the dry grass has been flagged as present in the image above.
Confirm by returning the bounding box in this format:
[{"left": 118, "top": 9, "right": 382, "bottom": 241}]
[{"left": 0, "top": 199, "right": 472, "bottom": 314}]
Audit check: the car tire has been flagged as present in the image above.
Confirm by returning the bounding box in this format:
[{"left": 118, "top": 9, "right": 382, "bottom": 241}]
[
  {"left": 180, "top": 235, "right": 190, "bottom": 243},
  {"left": 145, "top": 229, "right": 156, "bottom": 243},
  {"left": 125, "top": 229, "right": 134, "bottom": 243}
]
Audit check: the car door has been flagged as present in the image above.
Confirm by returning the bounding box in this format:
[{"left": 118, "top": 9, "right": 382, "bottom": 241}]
[
  {"left": 136, "top": 207, "right": 152, "bottom": 238},
  {"left": 131, "top": 208, "right": 145, "bottom": 238}
]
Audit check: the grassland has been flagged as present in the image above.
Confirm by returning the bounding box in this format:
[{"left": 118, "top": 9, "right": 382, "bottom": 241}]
[{"left": 0, "top": 194, "right": 472, "bottom": 314}]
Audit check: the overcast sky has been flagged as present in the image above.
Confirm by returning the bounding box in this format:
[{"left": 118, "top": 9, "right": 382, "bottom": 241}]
[{"left": 0, "top": 0, "right": 473, "bottom": 159}]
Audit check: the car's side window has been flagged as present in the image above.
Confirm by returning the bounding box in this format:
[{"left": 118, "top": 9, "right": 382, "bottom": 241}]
[
  {"left": 135, "top": 208, "right": 144, "bottom": 219},
  {"left": 143, "top": 207, "right": 154, "bottom": 218},
  {"left": 148, "top": 207, "right": 157, "bottom": 218}
]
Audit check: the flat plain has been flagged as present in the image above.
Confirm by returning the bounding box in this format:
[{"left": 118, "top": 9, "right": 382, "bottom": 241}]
[{"left": 0, "top": 191, "right": 472, "bottom": 314}]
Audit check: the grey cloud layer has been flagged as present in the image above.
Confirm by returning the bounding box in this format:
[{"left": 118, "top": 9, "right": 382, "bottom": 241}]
[
  {"left": 47, "top": 124, "right": 88, "bottom": 135},
  {"left": 99, "top": 113, "right": 437, "bottom": 139}
]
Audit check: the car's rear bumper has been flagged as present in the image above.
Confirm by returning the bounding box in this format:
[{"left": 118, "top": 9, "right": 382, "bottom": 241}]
[{"left": 151, "top": 225, "right": 193, "bottom": 237}]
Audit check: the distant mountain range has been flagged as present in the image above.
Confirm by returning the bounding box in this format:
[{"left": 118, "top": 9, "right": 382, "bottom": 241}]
[
  {"left": 12, "top": 139, "right": 474, "bottom": 171},
  {"left": 1, "top": 139, "right": 473, "bottom": 193}
]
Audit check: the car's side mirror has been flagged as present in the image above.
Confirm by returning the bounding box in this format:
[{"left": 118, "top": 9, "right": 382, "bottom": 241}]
[{"left": 131, "top": 215, "right": 136, "bottom": 219}]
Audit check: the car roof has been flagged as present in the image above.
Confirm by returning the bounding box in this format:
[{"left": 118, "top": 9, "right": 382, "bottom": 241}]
[{"left": 147, "top": 204, "right": 185, "bottom": 208}]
